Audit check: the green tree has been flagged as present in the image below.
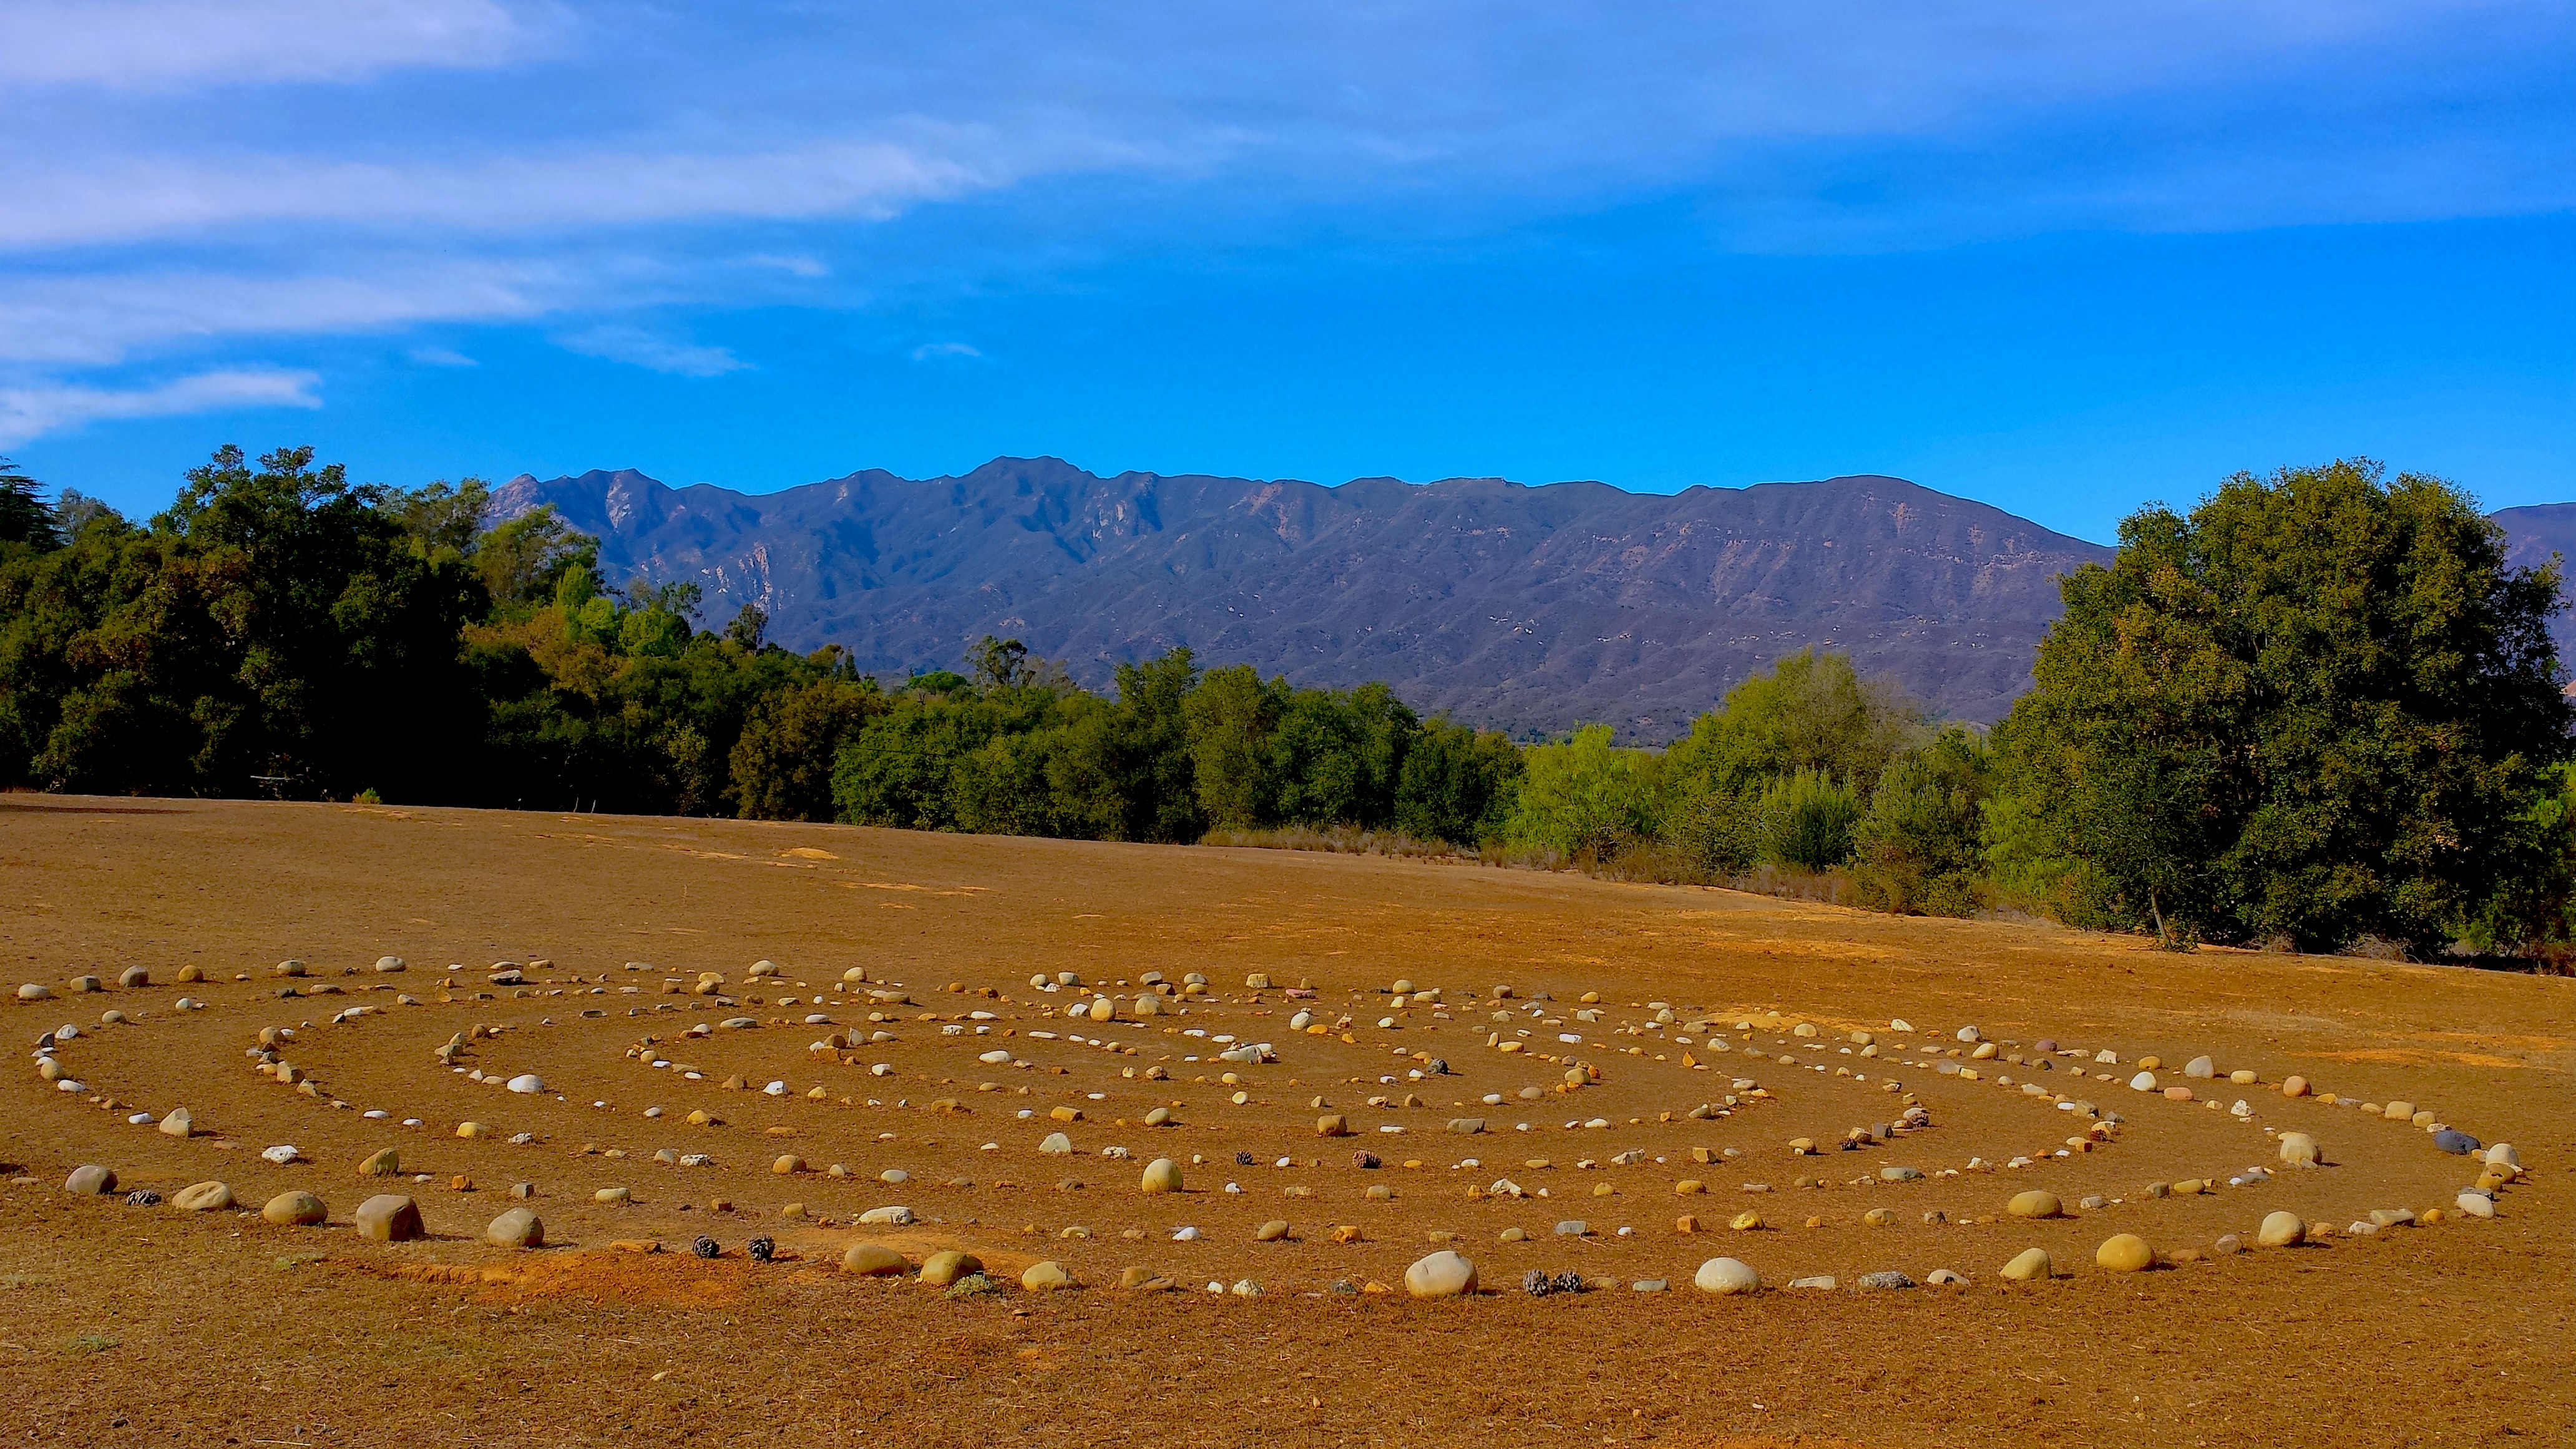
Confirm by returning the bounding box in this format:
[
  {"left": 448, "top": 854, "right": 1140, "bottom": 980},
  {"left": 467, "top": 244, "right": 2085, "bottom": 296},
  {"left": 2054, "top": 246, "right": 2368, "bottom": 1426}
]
[
  {"left": 0, "top": 459, "right": 62, "bottom": 552},
  {"left": 478, "top": 504, "right": 597, "bottom": 608},
  {"left": 1184, "top": 663, "right": 1288, "bottom": 828},
  {"left": 380, "top": 477, "right": 490, "bottom": 560},
  {"left": 1504, "top": 724, "right": 1659, "bottom": 857},
  {"left": 1662, "top": 648, "right": 1922, "bottom": 804},
  {"left": 1392, "top": 719, "right": 1525, "bottom": 845},
  {"left": 1852, "top": 728, "right": 1993, "bottom": 914},
  {"left": 1103, "top": 646, "right": 1206, "bottom": 842},
  {"left": 731, "top": 674, "right": 884, "bottom": 821},
  {"left": 0, "top": 445, "right": 487, "bottom": 799},
  {"left": 1991, "top": 459, "right": 2569, "bottom": 951},
  {"left": 1755, "top": 768, "right": 1862, "bottom": 870}
]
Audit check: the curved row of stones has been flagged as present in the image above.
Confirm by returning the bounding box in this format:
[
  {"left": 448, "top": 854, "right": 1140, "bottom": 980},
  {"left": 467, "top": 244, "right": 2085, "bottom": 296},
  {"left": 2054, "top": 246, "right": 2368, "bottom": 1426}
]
[{"left": 25, "top": 954, "right": 2532, "bottom": 1299}]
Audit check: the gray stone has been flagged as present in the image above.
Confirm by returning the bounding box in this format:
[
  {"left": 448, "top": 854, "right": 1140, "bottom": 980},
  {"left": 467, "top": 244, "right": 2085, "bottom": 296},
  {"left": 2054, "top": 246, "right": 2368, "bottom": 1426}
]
[
  {"left": 486, "top": 1207, "right": 544, "bottom": 1248},
  {"left": 1553, "top": 1219, "right": 1588, "bottom": 1236},
  {"left": 1858, "top": 1271, "right": 1918, "bottom": 1290},
  {"left": 65, "top": 1164, "right": 116, "bottom": 1195},
  {"left": 2432, "top": 1128, "right": 2481, "bottom": 1155}
]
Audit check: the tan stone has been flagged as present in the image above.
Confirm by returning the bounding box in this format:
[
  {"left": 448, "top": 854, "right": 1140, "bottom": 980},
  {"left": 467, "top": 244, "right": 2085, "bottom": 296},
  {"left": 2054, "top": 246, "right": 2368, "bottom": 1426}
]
[
  {"left": 172, "top": 1180, "right": 233, "bottom": 1212},
  {"left": 841, "top": 1242, "right": 909, "bottom": 1276},
  {"left": 353, "top": 1194, "right": 424, "bottom": 1242},
  {"left": 2094, "top": 1233, "right": 2154, "bottom": 1272},
  {"left": 2001, "top": 1247, "right": 2054, "bottom": 1281},
  {"left": 262, "top": 1191, "right": 327, "bottom": 1226}
]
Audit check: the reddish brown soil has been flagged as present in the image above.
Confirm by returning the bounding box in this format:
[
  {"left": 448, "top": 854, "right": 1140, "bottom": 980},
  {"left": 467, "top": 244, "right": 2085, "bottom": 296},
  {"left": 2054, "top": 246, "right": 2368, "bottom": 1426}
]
[{"left": 2, "top": 795, "right": 2570, "bottom": 1447}]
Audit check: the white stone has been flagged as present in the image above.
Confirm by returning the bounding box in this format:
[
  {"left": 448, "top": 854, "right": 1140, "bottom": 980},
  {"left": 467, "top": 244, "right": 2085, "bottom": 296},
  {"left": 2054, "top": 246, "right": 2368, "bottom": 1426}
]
[
  {"left": 1693, "top": 1257, "right": 1760, "bottom": 1294},
  {"left": 1404, "top": 1250, "right": 1476, "bottom": 1297},
  {"left": 506, "top": 1074, "right": 546, "bottom": 1094}
]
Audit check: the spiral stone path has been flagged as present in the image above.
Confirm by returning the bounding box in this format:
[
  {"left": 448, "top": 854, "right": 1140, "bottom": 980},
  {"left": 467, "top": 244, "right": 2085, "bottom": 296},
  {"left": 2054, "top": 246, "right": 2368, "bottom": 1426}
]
[{"left": 4, "top": 796, "right": 2569, "bottom": 1446}]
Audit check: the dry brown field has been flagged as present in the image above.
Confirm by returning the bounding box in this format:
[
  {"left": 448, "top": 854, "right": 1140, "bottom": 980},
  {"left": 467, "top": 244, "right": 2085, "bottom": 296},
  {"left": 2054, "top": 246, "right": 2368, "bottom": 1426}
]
[{"left": 3, "top": 794, "right": 2570, "bottom": 1447}]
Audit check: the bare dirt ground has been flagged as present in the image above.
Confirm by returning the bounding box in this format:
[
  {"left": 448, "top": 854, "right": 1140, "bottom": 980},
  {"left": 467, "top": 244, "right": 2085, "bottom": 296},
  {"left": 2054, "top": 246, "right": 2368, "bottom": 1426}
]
[{"left": 3, "top": 795, "right": 2570, "bottom": 1448}]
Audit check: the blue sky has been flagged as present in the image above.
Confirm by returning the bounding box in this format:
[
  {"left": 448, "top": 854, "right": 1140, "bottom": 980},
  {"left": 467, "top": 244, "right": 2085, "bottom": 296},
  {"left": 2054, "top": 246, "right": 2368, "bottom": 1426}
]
[{"left": 4, "top": 0, "right": 2570, "bottom": 543}]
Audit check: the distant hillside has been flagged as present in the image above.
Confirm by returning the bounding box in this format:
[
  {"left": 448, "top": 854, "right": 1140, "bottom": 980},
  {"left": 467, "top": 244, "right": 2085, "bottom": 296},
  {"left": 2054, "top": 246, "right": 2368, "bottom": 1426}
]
[
  {"left": 2493, "top": 503, "right": 2576, "bottom": 671},
  {"left": 492, "top": 457, "right": 2115, "bottom": 738}
]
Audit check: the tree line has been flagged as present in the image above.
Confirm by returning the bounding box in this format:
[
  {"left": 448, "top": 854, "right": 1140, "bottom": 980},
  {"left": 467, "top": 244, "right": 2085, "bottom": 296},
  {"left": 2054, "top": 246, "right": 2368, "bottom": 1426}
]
[{"left": 2, "top": 448, "right": 2568, "bottom": 958}]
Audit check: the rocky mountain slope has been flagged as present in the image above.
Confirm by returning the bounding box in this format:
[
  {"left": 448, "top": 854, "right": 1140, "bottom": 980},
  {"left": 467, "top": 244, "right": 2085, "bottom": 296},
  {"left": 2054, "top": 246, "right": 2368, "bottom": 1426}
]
[{"left": 494, "top": 457, "right": 2118, "bottom": 736}]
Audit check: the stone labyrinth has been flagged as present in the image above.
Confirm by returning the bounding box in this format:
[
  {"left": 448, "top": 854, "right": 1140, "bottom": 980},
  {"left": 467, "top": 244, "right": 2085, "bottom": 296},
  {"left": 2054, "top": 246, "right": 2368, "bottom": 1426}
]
[{"left": 24, "top": 952, "right": 2533, "bottom": 1301}]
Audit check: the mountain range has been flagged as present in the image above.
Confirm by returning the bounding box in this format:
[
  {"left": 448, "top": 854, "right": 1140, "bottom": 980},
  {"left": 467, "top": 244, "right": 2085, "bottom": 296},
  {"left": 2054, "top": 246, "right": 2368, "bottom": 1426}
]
[
  {"left": 493, "top": 457, "right": 2121, "bottom": 738},
  {"left": 495, "top": 458, "right": 2576, "bottom": 739}
]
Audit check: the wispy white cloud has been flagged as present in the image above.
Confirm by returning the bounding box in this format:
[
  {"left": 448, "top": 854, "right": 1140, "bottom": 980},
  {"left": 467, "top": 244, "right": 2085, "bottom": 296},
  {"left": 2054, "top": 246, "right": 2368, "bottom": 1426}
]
[
  {"left": 0, "top": 260, "right": 566, "bottom": 366},
  {"left": 744, "top": 254, "right": 831, "bottom": 279},
  {"left": 407, "top": 346, "right": 479, "bottom": 367},
  {"left": 0, "top": 135, "right": 1052, "bottom": 250},
  {"left": 910, "top": 341, "right": 982, "bottom": 361},
  {"left": 558, "top": 324, "right": 748, "bottom": 377},
  {"left": 0, "top": 0, "right": 535, "bottom": 89},
  {"left": 0, "top": 368, "right": 321, "bottom": 447}
]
